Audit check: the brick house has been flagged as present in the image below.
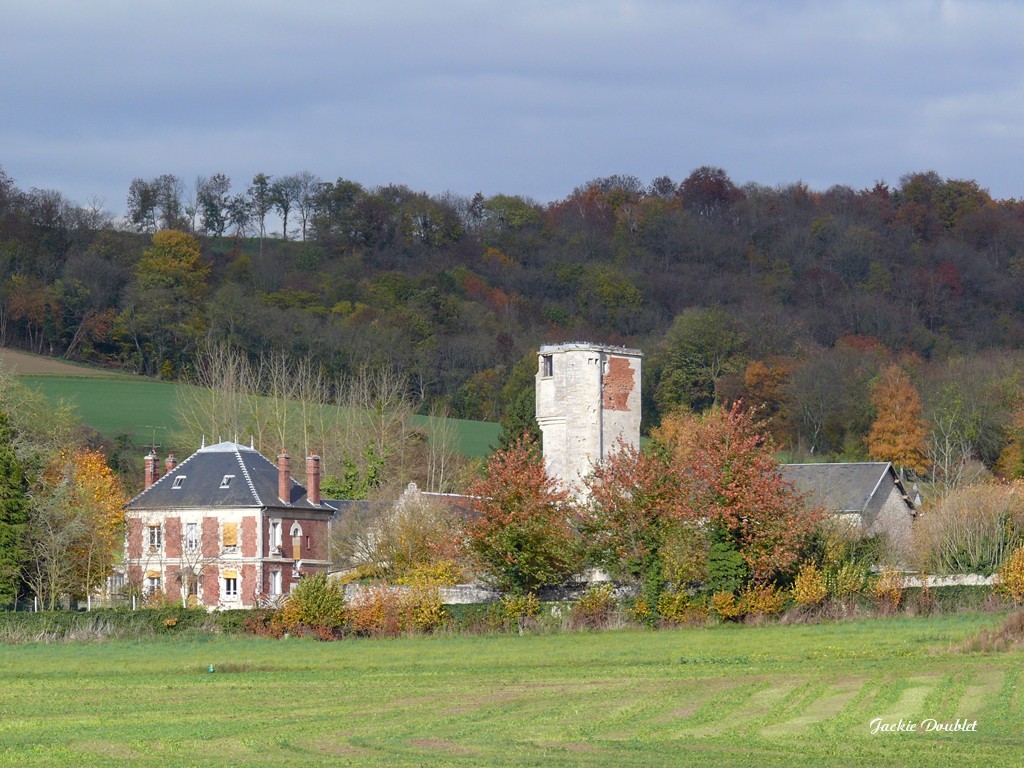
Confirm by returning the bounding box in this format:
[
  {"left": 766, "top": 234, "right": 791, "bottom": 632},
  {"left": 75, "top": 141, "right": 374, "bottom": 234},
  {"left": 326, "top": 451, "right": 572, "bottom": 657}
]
[{"left": 124, "top": 441, "right": 335, "bottom": 609}]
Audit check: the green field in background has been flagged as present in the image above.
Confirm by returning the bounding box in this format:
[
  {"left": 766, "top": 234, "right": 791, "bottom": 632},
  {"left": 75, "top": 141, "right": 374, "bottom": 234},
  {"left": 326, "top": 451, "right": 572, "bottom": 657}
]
[
  {"left": 0, "top": 613, "right": 1019, "bottom": 767},
  {"left": 17, "top": 375, "right": 501, "bottom": 458}
]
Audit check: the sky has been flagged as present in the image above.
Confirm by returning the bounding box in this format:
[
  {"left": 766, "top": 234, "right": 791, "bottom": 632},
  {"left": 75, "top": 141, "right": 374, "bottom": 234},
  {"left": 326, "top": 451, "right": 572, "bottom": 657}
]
[{"left": 3, "top": 1, "right": 1023, "bottom": 219}]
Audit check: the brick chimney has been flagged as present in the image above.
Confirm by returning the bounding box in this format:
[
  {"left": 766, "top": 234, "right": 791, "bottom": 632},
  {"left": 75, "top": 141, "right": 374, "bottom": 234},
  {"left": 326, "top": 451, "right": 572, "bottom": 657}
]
[
  {"left": 164, "top": 453, "right": 177, "bottom": 474},
  {"left": 277, "top": 451, "right": 291, "bottom": 504},
  {"left": 306, "top": 454, "right": 321, "bottom": 506},
  {"left": 144, "top": 450, "right": 160, "bottom": 489}
]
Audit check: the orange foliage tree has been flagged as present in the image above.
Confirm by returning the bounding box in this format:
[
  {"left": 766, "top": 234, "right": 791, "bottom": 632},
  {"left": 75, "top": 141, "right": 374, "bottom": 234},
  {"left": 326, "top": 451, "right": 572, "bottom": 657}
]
[
  {"left": 583, "top": 442, "right": 685, "bottom": 585},
  {"left": 742, "top": 358, "right": 792, "bottom": 439},
  {"left": 463, "top": 436, "right": 582, "bottom": 593},
  {"left": 668, "top": 403, "right": 819, "bottom": 583},
  {"left": 866, "top": 364, "right": 929, "bottom": 477},
  {"left": 55, "top": 448, "right": 127, "bottom": 601}
]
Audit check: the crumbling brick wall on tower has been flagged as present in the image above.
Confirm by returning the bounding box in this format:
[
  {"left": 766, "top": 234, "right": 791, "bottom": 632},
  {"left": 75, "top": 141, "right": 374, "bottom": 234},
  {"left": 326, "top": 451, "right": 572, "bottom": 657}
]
[{"left": 602, "top": 356, "right": 635, "bottom": 411}]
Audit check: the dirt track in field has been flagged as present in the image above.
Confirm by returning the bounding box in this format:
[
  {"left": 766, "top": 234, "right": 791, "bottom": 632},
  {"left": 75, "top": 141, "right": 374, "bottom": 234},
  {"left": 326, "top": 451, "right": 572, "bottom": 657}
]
[{"left": 0, "top": 348, "right": 115, "bottom": 376}]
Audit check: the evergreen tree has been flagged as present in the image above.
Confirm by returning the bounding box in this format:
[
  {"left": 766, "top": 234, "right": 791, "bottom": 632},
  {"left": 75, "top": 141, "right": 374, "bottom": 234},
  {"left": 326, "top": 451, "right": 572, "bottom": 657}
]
[
  {"left": 0, "top": 412, "right": 31, "bottom": 606},
  {"left": 497, "top": 354, "right": 540, "bottom": 449}
]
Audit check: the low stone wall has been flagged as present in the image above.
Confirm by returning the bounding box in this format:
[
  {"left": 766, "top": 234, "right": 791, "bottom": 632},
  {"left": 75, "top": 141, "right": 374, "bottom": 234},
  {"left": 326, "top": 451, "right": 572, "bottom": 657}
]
[
  {"left": 341, "top": 581, "right": 630, "bottom": 605},
  {"left": 905, "top": 574, "right": 997, "bottom": 588},
  {"left": 341, "top": 575, "right": 995, "bottom": 606}
]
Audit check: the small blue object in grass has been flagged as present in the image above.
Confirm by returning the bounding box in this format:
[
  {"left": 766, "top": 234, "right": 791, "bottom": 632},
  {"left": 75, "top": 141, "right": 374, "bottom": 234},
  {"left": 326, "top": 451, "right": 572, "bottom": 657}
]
[{"left": 208, "top": 664, "right": 215, "bottom": 673}]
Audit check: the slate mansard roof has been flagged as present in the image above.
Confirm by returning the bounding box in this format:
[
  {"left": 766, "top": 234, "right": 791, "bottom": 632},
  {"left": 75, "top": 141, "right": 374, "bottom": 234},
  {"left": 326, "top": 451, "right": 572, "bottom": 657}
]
[
  {"left": 780, "top": 462, "right": 916, "bottom": 516},
  {"left": 128, "top": 441, "right": 334, "bottom": 512}
]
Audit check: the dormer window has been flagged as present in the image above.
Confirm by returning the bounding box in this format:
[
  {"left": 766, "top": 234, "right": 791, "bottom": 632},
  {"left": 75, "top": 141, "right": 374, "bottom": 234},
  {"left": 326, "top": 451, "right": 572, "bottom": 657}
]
[
  {"left": 172, "top": 475, "right": 186, "bottom": 489},
  {"left": 219, "top": 475, "right": 235, "bottom": 489}
]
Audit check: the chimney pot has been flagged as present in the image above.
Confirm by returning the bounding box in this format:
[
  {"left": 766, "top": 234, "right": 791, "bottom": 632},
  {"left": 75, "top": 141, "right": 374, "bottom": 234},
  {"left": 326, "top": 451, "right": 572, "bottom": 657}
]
[
  {"left": 164, "top": 453, "right": 177, "bottom": 474},
  {"left": 277, "top": 451, "right": 291, "bottom": 504},
  {"left": 144, "top": 450, "right": 160, "bottom": 490},
  {"left": 306, "top": 454, "right": 321, "bottom": 506}
]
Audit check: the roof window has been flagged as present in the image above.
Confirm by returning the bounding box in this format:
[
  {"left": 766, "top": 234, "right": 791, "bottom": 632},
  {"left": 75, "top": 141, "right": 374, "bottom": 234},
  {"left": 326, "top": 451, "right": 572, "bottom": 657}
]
[
  {"left": 172, "top": 475, "right": 187, "bottom": 489},
  {"left": 220, "top": 474, "right": 235, "bottom": 489}
]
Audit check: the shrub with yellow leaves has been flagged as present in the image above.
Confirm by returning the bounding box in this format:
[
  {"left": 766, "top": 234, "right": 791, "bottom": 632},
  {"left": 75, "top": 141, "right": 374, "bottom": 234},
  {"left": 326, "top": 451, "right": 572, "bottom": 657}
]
[
  {"left": 997, "top": 545, "right": 1024, "bottom": 604},
  {"left": 792, "top": 562, "right": 828, "bottom": 608},
  {"left": 871, "top": 567, "right": 906, "bottom": 613}
]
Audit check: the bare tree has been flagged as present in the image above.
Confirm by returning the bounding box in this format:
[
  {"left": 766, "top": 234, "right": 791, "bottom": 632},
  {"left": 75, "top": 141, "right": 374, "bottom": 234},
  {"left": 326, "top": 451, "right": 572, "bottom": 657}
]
[
  {"left": 426, "top": 402, "right": 463, "bottom": 493},
  {"left": 25, "top": 481, "right": 82, "bottom": 610},
  {"left": 174, "top": 340, "right": 260, "bottom": 447}
]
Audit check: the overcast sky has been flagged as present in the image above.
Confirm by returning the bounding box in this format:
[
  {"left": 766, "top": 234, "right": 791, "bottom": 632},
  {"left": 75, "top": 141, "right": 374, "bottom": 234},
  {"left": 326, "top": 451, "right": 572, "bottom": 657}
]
[{"left": 3, "top": 1, "right": 1022, "bottom": 217}]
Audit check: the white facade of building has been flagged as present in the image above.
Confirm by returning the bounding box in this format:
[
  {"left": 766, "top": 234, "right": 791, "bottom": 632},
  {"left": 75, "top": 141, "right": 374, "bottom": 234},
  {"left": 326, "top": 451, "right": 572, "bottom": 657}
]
[{"left": 535, "top": 342, "right": 642, "bottom": 492}]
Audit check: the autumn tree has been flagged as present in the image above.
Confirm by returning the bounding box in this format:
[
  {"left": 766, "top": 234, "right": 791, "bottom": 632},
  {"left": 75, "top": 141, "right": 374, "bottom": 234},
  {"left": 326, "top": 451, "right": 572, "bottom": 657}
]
[
  {"left": 743, "top": 358, "right": 792, "bottom": 438},
  {"left": 333, "top": 489, "right": 463, "bottom": 582},
  {"left": 677, "top": 166, "right": 744, "bottom": 218},
  {"left": 463, "top": 436, "right": 582, "bottom": 592},
  {"left": 867, "top": 364, "right": 929, "bottom": 477},
  {"left": 673, "top": 403, "right": 818, "bottom": 583},
  {"left": 26, "top": 448, "right": 127, "bottom": 609},
  {"left": 120, "top": 230, "right": 209, "bottom": 374},
  {"left": 60, "top": 448, "right": 128, "bottom": 603},
  {"left": 583, "top": 442, "right": 690, "bottom": 592}
]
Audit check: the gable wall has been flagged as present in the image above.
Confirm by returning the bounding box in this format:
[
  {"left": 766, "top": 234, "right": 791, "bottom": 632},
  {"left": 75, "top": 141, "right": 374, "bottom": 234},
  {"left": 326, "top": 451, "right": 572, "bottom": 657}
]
[{"left": 863, "top": 482, "right": 913, "bottom": 557}]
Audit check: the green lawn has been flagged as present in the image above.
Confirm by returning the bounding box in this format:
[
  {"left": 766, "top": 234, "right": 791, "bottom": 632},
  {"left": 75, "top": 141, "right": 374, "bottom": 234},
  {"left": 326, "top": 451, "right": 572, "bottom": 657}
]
[
  {"left": 17, "top": 375, "right": 501, "bottom": 458},
  {"left": 20, "top": 375, "right": 183, "bottom": 447},
  {"left": 0, "top": 613, "right": 1019, "bottom": 767}
]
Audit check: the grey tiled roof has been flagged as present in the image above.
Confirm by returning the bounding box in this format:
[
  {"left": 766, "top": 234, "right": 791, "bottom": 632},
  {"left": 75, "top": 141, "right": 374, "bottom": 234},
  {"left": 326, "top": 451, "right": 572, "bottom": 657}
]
[
  {"left": 780, "top": 462, "right": 914, "bottom": 514},
  {"left": 128, "top": 441, "right": 333, "bottom": 512}
]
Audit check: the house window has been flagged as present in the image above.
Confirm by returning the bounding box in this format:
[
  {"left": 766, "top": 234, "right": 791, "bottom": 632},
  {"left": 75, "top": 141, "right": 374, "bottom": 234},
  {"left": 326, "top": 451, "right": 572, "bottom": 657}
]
[
  {"left": 223, "top": 571, "right": 239, "bottom": 599},
  {"left": 147, "top": 525, "right": 162, "bottom": 551},
  {"left": 222, "top": 522, "right": 238, "bottom": 552},
  {"left": 184, "top": 522, "right": 199, "bottom": 552},
  {"left": 270, "top": 570, "right": 282, "bottom": 596},
  {"left": 172, "top": 475, "right": 187, "bottom": 489},
  {"left": 219, "top": 474, "right": 234, "bottom": 489},
  {"left": 270, "top": 520, "right": 282, "bottom": 551},
  {"left": 541, "top": 354, "right": 553, "bottom": 377},
  {"left": 145, "top": 576, "right": 161, "bottom": 595},
  {"left": 108, "top": 572, "right": 125, "bottom": 596}
]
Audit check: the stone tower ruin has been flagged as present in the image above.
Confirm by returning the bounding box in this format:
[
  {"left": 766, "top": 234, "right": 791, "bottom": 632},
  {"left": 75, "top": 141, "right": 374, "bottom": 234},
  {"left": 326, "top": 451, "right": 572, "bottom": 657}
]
[{"left": 535, "top": 342, "right": 642, "bottom": 492}]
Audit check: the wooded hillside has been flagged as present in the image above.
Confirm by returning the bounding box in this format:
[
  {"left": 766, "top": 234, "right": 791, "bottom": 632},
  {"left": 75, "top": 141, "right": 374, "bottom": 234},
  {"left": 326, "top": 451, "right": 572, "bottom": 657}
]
[{"left": 2, "top": 165, "right": 1023, "bottom": 477}]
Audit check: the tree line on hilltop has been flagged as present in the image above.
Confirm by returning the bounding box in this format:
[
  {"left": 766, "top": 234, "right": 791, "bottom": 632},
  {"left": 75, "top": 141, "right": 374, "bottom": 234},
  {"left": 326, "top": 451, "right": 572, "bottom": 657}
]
[{"left": 2, "top": 164, "right": 1024, "bottom": 488}]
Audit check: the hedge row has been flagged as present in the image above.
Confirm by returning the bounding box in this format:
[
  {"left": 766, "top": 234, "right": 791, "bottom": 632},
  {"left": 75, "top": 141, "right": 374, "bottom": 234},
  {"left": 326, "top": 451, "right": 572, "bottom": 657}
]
[{"left": 0, "top": 607, "right": 255, "bottom": 641}]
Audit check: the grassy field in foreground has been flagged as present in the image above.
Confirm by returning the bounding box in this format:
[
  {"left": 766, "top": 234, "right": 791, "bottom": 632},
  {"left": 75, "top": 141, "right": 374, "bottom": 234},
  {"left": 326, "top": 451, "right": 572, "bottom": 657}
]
[{"left": 0, "top": 613, "right": 1020, "bottom": 767}]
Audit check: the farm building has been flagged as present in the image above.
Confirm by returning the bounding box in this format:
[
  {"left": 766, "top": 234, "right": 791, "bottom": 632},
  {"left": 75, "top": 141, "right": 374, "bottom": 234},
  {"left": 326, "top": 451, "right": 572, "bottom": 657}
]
[
  {"left": 779, "top": 462, "right": 917, "bottom": 552},
  {"left": 124, "top": 441, "right": 335, "bottom": 609}
]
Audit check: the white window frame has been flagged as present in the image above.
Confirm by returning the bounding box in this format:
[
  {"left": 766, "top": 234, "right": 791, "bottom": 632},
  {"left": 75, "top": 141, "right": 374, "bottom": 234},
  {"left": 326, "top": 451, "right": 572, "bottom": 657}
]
[
  {"left": 270, "top": 570, "right": 282, "bottom": 596},
  {"left": 172, "top": 475, "right": 187, "bottom": 489},
  {"left": 184, "top": 522, "right": 199, "bottom": 552},
  {"left": 219, "top": 474, "right": 234, "bottom": 489},
  {"left": 147, "top": 524, "right": 162, "bottom": 551},
  {"left": 270, "top": 520, "right": 282, "bottom": 551},
  {"left": 145, "top": 576, "right": 161, "bottom": 595},
  {"left": 224, "top": 576, "right": 239, "bottom": 599}
]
